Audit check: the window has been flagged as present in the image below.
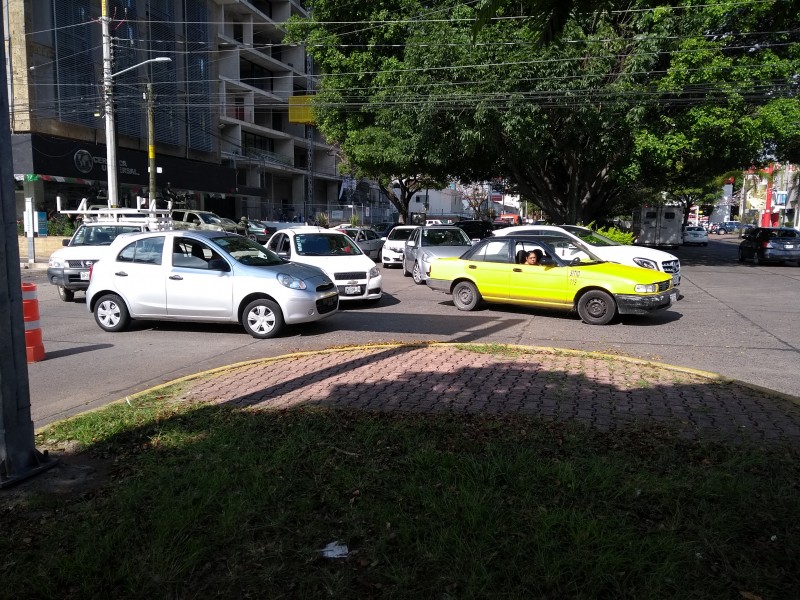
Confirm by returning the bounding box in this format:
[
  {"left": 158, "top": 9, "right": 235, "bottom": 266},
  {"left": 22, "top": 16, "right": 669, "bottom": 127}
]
[
  {"left": 117, "top": 237, "right": 164, "bottom": 265},
  {"left": 470, "top": 240, "right": 511, "bottom": 263}
]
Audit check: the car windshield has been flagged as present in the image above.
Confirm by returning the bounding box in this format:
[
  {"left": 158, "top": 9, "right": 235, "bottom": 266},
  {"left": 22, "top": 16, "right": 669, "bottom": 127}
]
[
  {"left": 387, "top": 228, "right": 415, "bottom": 241},
  {"left": 200, "top": 213, "right": 220, "bottom": 224},
  {"left": 559, "top": 226, "right": 619, "bottom": 247},
  {"left": 213, "top": 235, "right": 284, "bottom": 266},
  {"left": 686, "top": 226, "right": 704, "bottom": 232},
  {"left": 420, "top": 228, "right": 472, "bottom": 247},
  {"left": 295, "top": 233, "right": 363, "bottom": 256}
]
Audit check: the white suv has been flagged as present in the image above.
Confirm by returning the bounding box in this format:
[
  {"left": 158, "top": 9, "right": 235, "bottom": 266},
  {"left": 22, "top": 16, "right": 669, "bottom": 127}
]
[{"left": 493, "top": 225, "right": 682, "bottom": 290}]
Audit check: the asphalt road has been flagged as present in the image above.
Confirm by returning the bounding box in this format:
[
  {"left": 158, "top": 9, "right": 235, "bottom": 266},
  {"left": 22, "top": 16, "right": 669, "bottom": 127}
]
[{"left": 20, "top": 234, "right": 800, "bottom": 428}]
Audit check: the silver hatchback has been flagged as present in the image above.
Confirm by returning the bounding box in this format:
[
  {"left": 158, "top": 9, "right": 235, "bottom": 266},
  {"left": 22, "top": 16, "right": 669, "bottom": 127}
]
[{"left": 86, "top": 230, "right": 339, "bottom": 338}]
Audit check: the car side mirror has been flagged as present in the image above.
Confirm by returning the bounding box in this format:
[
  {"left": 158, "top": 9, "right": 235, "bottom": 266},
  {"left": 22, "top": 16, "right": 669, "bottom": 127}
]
[
  {"left": 406, "top": 240, "right": 416, "bottom": 248},
  {"left": 207, "top": 258, "right": 231, "bottom": 272},
  {"left": 277, "top": 251, "right": 289, "bottom": 258},
  {"left": 62, "top": 239, "right": 70, "bottom": 246}
]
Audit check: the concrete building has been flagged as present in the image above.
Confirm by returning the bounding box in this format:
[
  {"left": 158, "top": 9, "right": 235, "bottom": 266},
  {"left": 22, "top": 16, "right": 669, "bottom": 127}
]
[{"left": 6, "top": 0, "right": 383, "bottom": 223}]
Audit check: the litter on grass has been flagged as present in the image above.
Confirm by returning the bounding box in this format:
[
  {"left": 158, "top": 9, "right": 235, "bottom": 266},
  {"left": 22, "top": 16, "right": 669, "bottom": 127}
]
[{"left": 321, "top": 541, "right": 349, "bottom": 558}]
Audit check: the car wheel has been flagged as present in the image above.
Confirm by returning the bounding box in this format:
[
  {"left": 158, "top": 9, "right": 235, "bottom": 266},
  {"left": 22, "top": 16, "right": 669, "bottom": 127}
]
[
  {"left": 402, "top": 261, "right": 410, "bottom": 277},
  {"left": 738, "top": 249, "right": 746, "bottom": 263},
  {"left": 753, "top": 253, "right": 761, "bottom": 265},
  {"left": 452, "top": 281, "right": 481, "bottom": 311},
  {"left": 412, "top": 263, "right": 424, "bottom": 285},
  {"left": 94, "top": 294, "right": 130, "bottom": 332},
  {"left": 242, "top": 298, "right": 284, "bottom": 339},
  {"left": 57, "top": 285, "right": 75, "bottom": 302},
  {"left": 247, "top": 234, "right": 257, "bottom": 241},
  {"left": 577, "top": 290, "right": 617, "bottom": 325}
]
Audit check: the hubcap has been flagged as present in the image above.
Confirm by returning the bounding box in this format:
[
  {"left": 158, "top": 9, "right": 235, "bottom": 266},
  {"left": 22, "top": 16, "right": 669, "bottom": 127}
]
[
  {"left": 586, "top": 298, "right": 607, "bottom": 318},
  {"left": 457, "top": 286, "right": 473, "bottom": 305},
  {"left": 248, "top": 305, "right": 275, "bottom": 334},
  {"left": 98, "top": 300, "right": 120, "bottom": 327}
]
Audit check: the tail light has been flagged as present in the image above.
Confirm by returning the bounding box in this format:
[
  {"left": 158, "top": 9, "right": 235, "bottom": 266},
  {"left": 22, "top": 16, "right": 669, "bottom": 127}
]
[
  {"left": 761, "top": 241, "right": 772, "bottom": 249},
  {"left": 89, "top": 263, "right": 95, "bottom": 280}
]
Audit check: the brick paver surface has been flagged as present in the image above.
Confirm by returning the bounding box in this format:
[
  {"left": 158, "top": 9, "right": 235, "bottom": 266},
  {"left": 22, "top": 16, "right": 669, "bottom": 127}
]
[{"left": 182, "top": 345, "right": 800, "bottom": 444}]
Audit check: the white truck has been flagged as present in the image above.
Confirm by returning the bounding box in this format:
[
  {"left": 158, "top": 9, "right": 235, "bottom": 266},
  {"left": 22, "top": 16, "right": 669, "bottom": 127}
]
[
  {"left": 47, "top": 199, "right": 173, "bottom": 301},
  {"left": 632, "top": 206, "right": 683, "bottom": 248}
]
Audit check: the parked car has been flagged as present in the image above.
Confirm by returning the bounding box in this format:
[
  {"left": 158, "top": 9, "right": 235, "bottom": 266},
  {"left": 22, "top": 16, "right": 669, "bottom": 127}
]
[
  {"left": 266, "top": 227, "right": 382, "bottom": 303},
  {"left": 47, "top": 222, "right": 149, "bottom": 302},
  {"left": 714, "top": 221, "right": 741, "bottom": 235},
  {"left": 493, "top": 225, "right": 682, "bottom": 290},
  {"left": 682, "top": 225, "right": 709, "bottom": 246},
  {"left": 338, "top": 227, "right": 384, "bottom": 260},
  {"left": 381, "top": 225, "right": 418, "bottom": 268},
  {"left": 240, "top": 219, "right": 277, "bottom": 243},
  {"left": 373, "top": 222, "right": 399, "bottom": 238},
  {"left": 739, "top": 223, "right": 756, "bottom": 238},
  {"left": 85, "top": 230, "right": 339, "bottom": 338},
  {"left": 426, "top": 235, "right": 676, "bottom": 325},
  {"left": 171, "top": 210, "right": 238, "bottom": 232},
  {"left": 738, "top": 227, "right": 800, "bottom": 265},
  {"left": 456, "top": 219, "right": 494, "bottom": 242},
  {"left": 403, "top": 226, "right": 473, "bottom": 284}
]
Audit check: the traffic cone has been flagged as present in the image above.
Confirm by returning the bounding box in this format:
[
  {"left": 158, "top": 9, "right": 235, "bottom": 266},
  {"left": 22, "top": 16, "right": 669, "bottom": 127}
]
[{"left": 21, "top": 282, "right": 46, "bottom": 363}]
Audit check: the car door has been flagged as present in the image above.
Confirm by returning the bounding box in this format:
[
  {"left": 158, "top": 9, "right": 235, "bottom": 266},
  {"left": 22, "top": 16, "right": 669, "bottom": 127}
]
[
  {"left": 111, "top": 236, "right": 168, "bottom": 317},
  {"left": 166, "top": 237, "right": 234, "bottom": 319},
  {"left": 509, "top": 242, "right": 569, "bottom": 307},
  {"left": 362, "top": 229, "right": 382, "bottom": 258},
  {"left": 463, "top": 239, "right": 512, "bottom": 300},
  {"left": 404, "top": 228, "right": 420, "bottom": 271}
]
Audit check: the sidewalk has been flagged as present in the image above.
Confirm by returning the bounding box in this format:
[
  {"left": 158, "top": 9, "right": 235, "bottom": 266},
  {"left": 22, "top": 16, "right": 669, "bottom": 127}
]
[{"left": 174, "top": 343, "right": 800, "bottom": 445}]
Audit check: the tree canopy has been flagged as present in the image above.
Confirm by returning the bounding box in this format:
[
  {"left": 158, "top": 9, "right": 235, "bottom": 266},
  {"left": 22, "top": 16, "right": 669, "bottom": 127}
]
[{"left": 289, "top": 1, "right": 799, "bottom": 224}]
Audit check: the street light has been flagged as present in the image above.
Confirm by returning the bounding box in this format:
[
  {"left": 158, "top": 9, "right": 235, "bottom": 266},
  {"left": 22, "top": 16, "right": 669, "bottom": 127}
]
[{"left": 101, "top": 3, "right": 171, "bottom": 207}]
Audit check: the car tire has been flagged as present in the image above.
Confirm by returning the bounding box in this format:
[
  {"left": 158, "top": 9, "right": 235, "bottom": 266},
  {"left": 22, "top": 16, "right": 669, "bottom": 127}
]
[
  {"left": 402, "top": 261, "right": 410, "bottom": 277},
  {"left": 412, "top": 263, "right": 425, "bottom": 285},
  {"left": 242, "top": 298, "right": 284, "bottom": 339},
  {"left": 57, "top": 285, "right": 75, "bottom": 302},
  {"left": 577, "top": 290, "right": 617, "bottom": 325},
  {"left": 753, "top": 253, "right": 761, "bottom": 265},
  {"left": 453, "top": 281, "right": 481, "bottom": 311},
  {"left": 738, "top": 249, "right": 746, "bottom": 263},
  {"left": 94, "top": 294, "right": 130, "bottom": 332}
]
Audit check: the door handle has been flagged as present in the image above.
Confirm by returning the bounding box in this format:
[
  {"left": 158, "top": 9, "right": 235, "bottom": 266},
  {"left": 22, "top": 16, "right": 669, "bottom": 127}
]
[
  {"left": 169, "top": 275, "right": 183, "bottom": 280},
  {"left": 468, "top": 265, "right": 477, "bottom": 269},
  {"left": 513, "top": 268, "right": 522, "bottom": 272},
  {"left": 114, "top": 271, "right": 128, "bottom": 277}
]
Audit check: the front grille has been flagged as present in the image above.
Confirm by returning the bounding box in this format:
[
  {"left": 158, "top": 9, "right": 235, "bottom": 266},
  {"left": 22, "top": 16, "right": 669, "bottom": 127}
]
[
  {"left": 316, "top": 282, "right": 335, "bottom": 292},
  {"left": 67, "top": 260, "right": 97, "bottom": 268},
  {"left": 661, "top": 260, "right": 680, "bottom": 274},
  {"left": 657, "top": 280, "right": 671, "bottom": 292},
  {"left": 334, "top": 271, "right": 366, "bottom": 280},
  {"left": 316, "top": 294, "right": 339, "bottom": 314}
]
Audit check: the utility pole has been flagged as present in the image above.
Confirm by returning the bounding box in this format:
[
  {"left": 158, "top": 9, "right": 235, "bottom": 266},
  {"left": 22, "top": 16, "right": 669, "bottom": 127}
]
[
  {"left": 146, "top": 83, "right": 156, "bottom": 208},
  {"left": 0, "top": 8, "right": 56, "bottom": 487},
  {"left": 101, "top": 0, "right": 118, "bottom": 208}
]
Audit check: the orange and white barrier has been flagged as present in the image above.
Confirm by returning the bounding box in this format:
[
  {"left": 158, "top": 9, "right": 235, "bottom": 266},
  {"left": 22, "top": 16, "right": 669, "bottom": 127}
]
[{"left": 21, "top": 283, "right": 46, "bottom": 363}]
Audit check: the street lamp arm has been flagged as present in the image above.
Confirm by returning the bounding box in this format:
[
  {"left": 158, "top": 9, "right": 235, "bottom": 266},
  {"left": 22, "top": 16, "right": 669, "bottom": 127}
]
[{"left": 111, "top": 56, "right": 171, "bottom": 79}]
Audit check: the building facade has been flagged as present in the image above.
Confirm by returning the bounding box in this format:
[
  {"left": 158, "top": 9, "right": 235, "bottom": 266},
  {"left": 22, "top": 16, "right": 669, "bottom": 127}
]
[{"left": 6, "top": 0, "right": 386, "bottom": 224}]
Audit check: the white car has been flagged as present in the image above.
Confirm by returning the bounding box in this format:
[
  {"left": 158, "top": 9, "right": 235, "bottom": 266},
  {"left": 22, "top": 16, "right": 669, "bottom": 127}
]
[
  {"left": 381, "top": 225, "right": 418, "bottom": 268},
  {"left": 493, "top": 225, "right": 682, "bottom": 289},
  {"left": 266, "top": 227, "right": 382, "bottom": 303},
  {"left": 682, "top": 225, "right": 709, "bottom": 246},
  {"left": 86, "top": 230, "right": 339, "bottom": 338}
]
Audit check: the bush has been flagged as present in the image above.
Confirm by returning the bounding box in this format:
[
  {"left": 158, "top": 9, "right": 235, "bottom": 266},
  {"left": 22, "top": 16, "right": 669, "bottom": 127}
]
[
  {"left": 585, "top": 221, "right": 635, "bottom": 245},
  {"left": 47, "top": 215, "right": 76, "bottom": 237}
]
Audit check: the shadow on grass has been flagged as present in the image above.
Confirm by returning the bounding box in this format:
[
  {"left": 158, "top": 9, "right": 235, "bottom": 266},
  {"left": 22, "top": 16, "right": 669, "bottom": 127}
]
[{"left": 3, "top": 344, "right": 800, "bottom": 599}]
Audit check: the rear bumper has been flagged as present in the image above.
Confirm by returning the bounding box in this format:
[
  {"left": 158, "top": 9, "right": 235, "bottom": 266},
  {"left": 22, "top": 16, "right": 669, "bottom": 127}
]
[
  {"left": 762, "top": 249, "right": 800, "bottom": 262},
  {"left": 615, "top": 292, "right": 674, "bottom": 315}
]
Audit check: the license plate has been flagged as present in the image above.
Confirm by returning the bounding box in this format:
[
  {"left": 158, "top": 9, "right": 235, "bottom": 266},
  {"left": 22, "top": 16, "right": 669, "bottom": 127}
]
[
  {"left": 80, "top": 270, "right": 90, "bottom": 281},
  {"left": 344, "top": 285, "right": 361, "bottom": 295},
  {"left": 670, "top": 292, "right": 677, "bottom": 303},
  {"left": 785, "top": 244, "right": 793, "bottom": 249}
]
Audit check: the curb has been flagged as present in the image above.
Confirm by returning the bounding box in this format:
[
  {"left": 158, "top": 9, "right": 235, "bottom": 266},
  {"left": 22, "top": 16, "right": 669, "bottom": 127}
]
[{"left": 37, "top": 342, "right": 800, "bottom": 431}]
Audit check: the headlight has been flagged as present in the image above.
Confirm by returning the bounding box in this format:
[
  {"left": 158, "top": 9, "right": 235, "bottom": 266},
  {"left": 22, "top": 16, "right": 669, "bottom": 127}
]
[
  {"left": 421, "top": 251, "right": 433, "bottom": 263},
  {"left": 48, "top": 257, "right": 65, "bottom": 268},
  {"left": 632, "top": 257, "right": 658, "bottom": 270},
  {"left": 276, "top": 273, "right": 307, "bottom": 290},
  {"left": 209, "top": 225, "right": 224, "bottom": 231},
  {"left": 369, "top": 266, "right": 380, "bottom": 278},
  {"left": 634, "top": 283, "right": 657, "bottom": 293}
]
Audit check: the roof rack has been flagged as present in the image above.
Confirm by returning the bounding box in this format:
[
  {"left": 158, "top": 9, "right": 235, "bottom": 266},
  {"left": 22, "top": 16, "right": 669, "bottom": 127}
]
[{"left": 57, "top": 196, "right": 174, "bottom": 231}]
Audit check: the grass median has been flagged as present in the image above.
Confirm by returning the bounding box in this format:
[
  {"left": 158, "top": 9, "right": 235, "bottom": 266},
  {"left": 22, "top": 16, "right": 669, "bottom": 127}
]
[{"left": 3, "top": 381, "right": 799, "bottom": 599}]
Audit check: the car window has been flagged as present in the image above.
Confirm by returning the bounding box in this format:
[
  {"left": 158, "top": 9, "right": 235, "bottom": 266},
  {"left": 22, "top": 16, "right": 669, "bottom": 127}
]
[
  {"left": 214, "top": 235, "right": 283, "bottom": 266},
  {"left": 773, "top": 229, "right": 799, "bottom": 238},
  {"left": 365, "top": 230, "right": 378, "bottom": 240},
  {"left": 172, "top": 211, "right": 185, "bottom": 221},
  {"left": 388, "top": 228, "right": 415, "bottom": 241},
  {"left": 468, "top": 239, "right": 512, "bottom": 263},
  {"left": 421, "top": 228, "right": 471, "bottom": 247},
  {"left": 561, "top": 227, "right": 618, "bottom": 247},
  {"left": 295, "top": 233, "right": 363, "bottom": 256},
  {"left": 117, "top": 237, "right": 164, "bottom": 265}
]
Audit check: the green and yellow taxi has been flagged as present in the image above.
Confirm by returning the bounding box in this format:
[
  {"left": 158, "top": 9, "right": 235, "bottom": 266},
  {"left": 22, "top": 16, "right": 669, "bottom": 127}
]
[{"left": 426, "top": 235, "right": 676, "bottom": 325}]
